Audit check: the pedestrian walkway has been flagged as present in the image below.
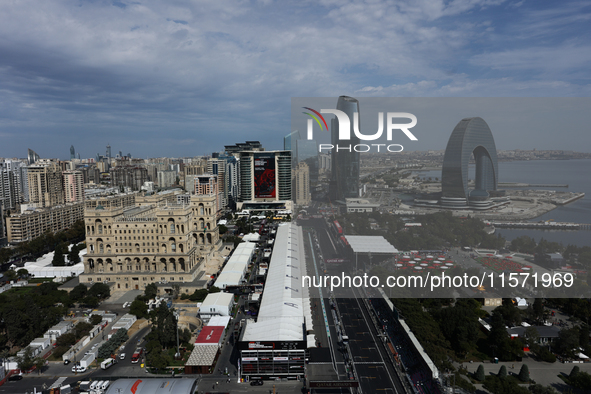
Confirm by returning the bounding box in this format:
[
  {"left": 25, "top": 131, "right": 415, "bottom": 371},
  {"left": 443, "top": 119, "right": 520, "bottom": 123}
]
[{"left": 49, "top": 376, "right": 67, "bottom": 389}]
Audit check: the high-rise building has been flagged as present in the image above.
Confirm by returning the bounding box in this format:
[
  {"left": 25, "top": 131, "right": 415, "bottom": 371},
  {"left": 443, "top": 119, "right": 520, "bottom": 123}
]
[
  {"left": 79, "top": 165, "right": 101, "bottom": 184},
  {"left": 318, "top": 153, "right": 331, "bottom": 174},
  {"left": 296, "top": 139, "right": 319, "bottom": 187},
  {"left": 296, "top": 139, "right": 317, "bottom": 163},
  {"left": 329, "top": 96, "right": 360, "bottom": 202},
  {"left": 195, "top": 174, "right": 218, "bottom": 196},
  {"left": 441, "top": 117, "right": 499, "bottom": 208},
  {"left": 63, "top": 170, "right": 85, "bottom": 203},
  {"left": 219, "top": 154, "right": 239, "bottom": 210},
  {"left": 294, "top": 161, "right": 311, "bottom": 206},
  {"left": 27, "top": 160, "right": 65, "bottom": 208},
  {"left": 183, "top": 161, "right": 207, "bottom": 192},
  {"left": 207, "top": 158, "right": 226, "bottom": 207},
  {"left": 0, "top": 162, "right": 21, "bottom": 210},
  {"left": 284, "top": 130, "right": 301, "bottom": 152},
  {"left": 27, "top": 148, "right": 40, "bottom": 165},
  {"left": 70, "top": 145, "right": 76, "bottom": 161},
  {"left": 18, "top": 165, "right": 29, "bottom": 202},
  {"left": 157, "top": 170, "right": 177, "bottom": 188},
  {"left": 224, "top": 141, "right": 263, "bottom": 156},
  {"left": 110, "top": 166, "right": 149, "bottom": 191},
  {"left": 284, "top": 130, "right": 301, "bottom": 168},
  {"left": 195, "top": 173, "right": 222, "bottom": 215},
  {"left": 239, "top": 150, "right": 292, "bottom": 202},
  {"left": 0, "top": 200, "right": 6, "bottom": 246}
]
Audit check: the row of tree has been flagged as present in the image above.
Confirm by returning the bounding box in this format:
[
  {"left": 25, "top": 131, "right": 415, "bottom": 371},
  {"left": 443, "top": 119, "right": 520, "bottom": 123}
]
[
  {"left": 52, "top": 242, "right": 85, "bottom": 266},
  {"left": 0, "top": 220, "right": 85, "bottom": 264},
  {"left": 69, "top": 282, "right": 111, "bottom": 307},
  {"left": 98, "top": 329, "right": 128, "bottom": 359},
  {"left": 0, "top": 282, "right": 111, "bottom": 351}
]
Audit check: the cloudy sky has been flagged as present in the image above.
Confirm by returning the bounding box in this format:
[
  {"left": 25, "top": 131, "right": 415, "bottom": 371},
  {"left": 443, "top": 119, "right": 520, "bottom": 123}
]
[{"left": 1, "top": 0, "right": 590, "bottom": 159}]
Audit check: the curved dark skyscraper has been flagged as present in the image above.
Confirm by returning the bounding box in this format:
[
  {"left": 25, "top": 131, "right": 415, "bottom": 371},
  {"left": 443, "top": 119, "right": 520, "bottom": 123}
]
[
  {"left": 441, "top": 117, "right": 498, "bottom": 204},
  {"left": 329, "top": 96, "right": 360, "bottom": 201}
]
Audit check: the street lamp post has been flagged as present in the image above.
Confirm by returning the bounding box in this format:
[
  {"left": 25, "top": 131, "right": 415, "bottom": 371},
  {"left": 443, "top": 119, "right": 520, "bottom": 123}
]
[{"left": 174, "top": 312, "right": 180, "bottom": 360}]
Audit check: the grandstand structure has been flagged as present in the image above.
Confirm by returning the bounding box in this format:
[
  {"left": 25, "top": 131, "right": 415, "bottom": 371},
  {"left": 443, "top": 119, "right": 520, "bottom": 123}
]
[{"left": 369, "top": 290, "right": 442, "bottom": 394}]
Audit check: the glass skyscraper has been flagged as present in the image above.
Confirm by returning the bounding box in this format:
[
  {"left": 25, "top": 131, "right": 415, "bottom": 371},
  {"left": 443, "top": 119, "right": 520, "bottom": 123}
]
[
  {"left": 441, "top": 117, "right": 498, "bottom": 206},
  {"left": 329, "top": 96, "right": 360, "bottom": 202}
]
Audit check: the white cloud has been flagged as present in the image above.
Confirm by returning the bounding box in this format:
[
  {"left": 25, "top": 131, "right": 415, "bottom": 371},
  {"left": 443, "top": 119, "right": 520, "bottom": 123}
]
[{"left": 0, "top": 0, "right": 589, "bottom": 157}]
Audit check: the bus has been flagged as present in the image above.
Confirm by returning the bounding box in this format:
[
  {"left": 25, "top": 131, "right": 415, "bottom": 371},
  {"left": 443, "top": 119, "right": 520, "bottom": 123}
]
[
  {"left": 131, "top": 347, "right": 143, "bottom": 364},
  {"left": 333, "top": 220, "right": 343, "bottom": 235},
  {"left": 100, "top": 357, "right": 116, "bottom": 369}
]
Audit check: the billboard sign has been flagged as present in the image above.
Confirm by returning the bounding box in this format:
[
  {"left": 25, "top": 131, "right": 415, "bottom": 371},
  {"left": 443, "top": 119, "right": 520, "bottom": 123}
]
[{"left": 254, "top": 153, "right": 276, "bottom": 198}]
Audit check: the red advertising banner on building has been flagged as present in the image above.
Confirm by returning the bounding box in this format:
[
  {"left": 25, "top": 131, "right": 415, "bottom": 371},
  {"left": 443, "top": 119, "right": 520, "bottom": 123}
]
[{"left": 254, "top": 153, "right": 276, "bottom": 198}]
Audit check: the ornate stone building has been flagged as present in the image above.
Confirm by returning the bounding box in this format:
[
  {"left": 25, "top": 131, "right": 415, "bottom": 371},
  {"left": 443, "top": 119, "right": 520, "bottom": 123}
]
[{"left": 81, "top": 192, "right": 220, "bottom": 292}]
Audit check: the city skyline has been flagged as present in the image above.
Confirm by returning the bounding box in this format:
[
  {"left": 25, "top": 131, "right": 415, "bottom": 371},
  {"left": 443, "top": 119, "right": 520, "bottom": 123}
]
[{"left": 1, "top": 1, "right": 590, "bottom": 158}]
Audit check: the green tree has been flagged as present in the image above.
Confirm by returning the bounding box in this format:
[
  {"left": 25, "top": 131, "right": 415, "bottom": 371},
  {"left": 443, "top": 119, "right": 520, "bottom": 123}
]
[
  {"left": 188, "top": 289, "right": 209, "bottom": 302},
  {"left": 34, "top": 357, "right": 45, "bottom": 374},
  {"left": 180, "top": 328, "right": 192, "bottom": 345},
  {"left": 146, "top": 339, "right": 162, "bottom": 355},
  {"left": 69, "top": 283, "right": 88, "bottom": 302},
  {"left": 89, "top": 314, "right": 103, "bottom": 325},
  {"left": 0, "top": 247, "right": 13, "bottom": 264},
  {"left": 209, "top": 286, "right": 220, "bottom": 294},
  {"left": 56, "top": 333, "right": 77, "bottom": 347},
  {"left": 528, "top": 384, "right": 558, "bottom": 394},
  {"left": 145, "top": 283, "right": 158, "bottom": 299},
  {"left": 88, "top": 282, "right": 110, "bottom": 299},
  {"left": 67, "top": 244, "right": 81, "bottom": 265},
  {"left": 475, "top": 364, "right": 485, "bottom": 381},
  {"left": 518, "top": 364, "right": 530, "bottom": 382},
  {"left": 579, "top": 325, "right": 589, "bottom": 348},
  {"left": 569, "top": 365, "right": 580, "bottom": 378},
  {"left": 568, "top": 370, "right": 591, "bottom": 390},
  {"left": 498, "top": 365, "right": 507, "bottom": 378},
  {"left": 74, "top": 321, "right": 94, "bottom": 338},
  {"left": 15, "top": 346, "right": 35, "bottom": 371},
  {"left": 82, "top": 295, "right": 99, "bottom": 307},
  {"left": 532, "top": 299, "right": 544, "bottom": 323},
  {"left": 554, "top": 328, "right": 579, "bottom": 358},
  {"left": 149, "top": 303, "right": 178, "bottom": 349},
  {"left": 524, "top": 326, "right": 540, "bottom": 349},
  {"left": 489, "top": 312, "right": 511, "bottom": 360},
  {"left": 4, "top": 270, "right": 17, "bottom": 282},
  {"left": 52, "top": 242, "right": 68, "bottom": 266},
  {"left": 147, "top": 347, "right": 169, "bottom": 370},
  {"left": 484, "top": 376, "right": 529, "bottom": 394},
  {"left": 533, "top": 346, "right": 556, "bottom": 363},
  {"left": 130, "top": 299, "right": 148, "bottom": 319},
  {"left": 436, "top": 298, "right": 480, "bottom": 357},
  {"left": 16, "top": 269, "right": 29, "bottom": 278}
]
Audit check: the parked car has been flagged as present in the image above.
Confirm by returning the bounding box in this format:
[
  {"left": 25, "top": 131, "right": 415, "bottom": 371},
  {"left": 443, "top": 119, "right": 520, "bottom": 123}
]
[
  {"left": 8, "top": 375, "right": 23, "bottom": 381},
  {"left": 250, "top": 380, "right": 264, "bottom": 386},
  {"left": 119, "top": 353, "right": 126, "bottom": 360},
  {"left": 71, "top": 365, "right": 87, "bottom": 373},
  {"left": 63, "top": 359, "right": 71, "bottom": 365}
]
